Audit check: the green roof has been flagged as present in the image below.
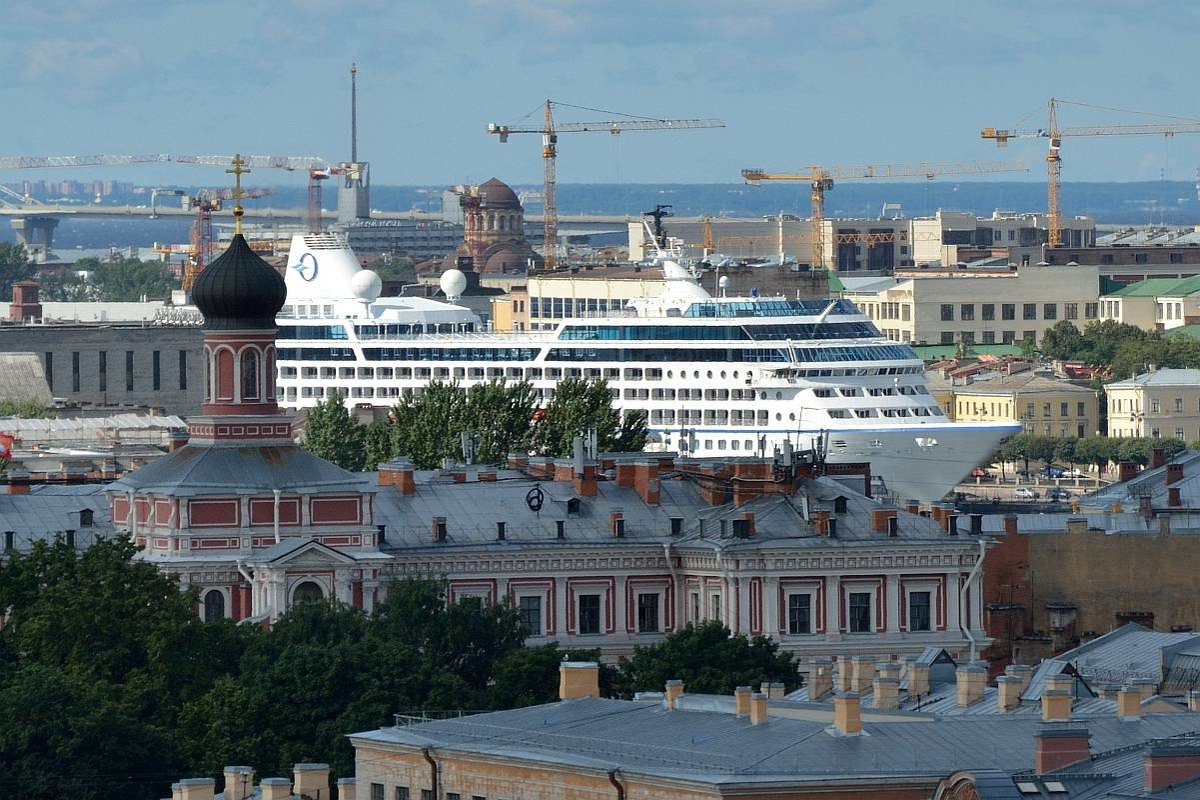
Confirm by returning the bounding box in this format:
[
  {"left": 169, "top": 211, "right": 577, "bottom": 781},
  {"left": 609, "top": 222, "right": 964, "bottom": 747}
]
[
  {"left": 1169, "top": 324, "right": 1200, "bottom": 341},
  {"left": 1104, "top": 275, "right": 1200, "bottom": 298},
  {"left": 910, "top": 344, "right": 1024, "bottom": 361},
  {"left": 823, "top": 269, "right": 845, "bottom": 293}
]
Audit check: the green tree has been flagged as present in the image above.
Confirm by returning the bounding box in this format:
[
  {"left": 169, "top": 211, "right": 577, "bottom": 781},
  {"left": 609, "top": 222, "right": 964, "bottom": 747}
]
[
  {"left": 86, "top": 257, "right": 180, "bottom": 302},
  {"left": 363, "top": 418, "right": 395, "bottom": 470},
  {"left": 1004, "top": 432, "right": 1037, "bottom": 475},
  {"left": 1054, "top": 437, "right": 1079, "bottom": 470},
  {"left": 1039, "top": 320, "right": 1084, "bottom": 361},
  {"left": 532, "top": 378, "right": 646, "bottom": 456},
  {"left": 390, "top": 381, "right": 469, "bottom": 468},
  {"left": 614, "top": 621, "right": 801, "bottom": 698},
  {"left": 0, "top": 242, "right": 31, "bottom": 297},
  {"left": 301, "top": 393, "right": 366, "bottom": 471},
  {"left": 1027, "top": 436, "right": 1059, "bottom": 472},
  {"left": 0, "top": 399, "right": 54, "bottom": 418},
  {"left": 1075, "top": 436, "right": 1116, "bottom": 474},
  {"left": 488, "top": 645, "right": 615, "bottom": 709}
]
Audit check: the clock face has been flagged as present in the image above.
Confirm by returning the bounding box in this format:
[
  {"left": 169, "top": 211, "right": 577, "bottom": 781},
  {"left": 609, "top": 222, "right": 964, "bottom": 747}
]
[{"left": 295, "top": 253, "right": 318, "bottom": 282}]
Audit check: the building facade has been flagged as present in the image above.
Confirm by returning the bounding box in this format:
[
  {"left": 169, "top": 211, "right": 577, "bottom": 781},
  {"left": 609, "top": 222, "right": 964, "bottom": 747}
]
[
  {"left": 948, "top": 374, "right": 1100, "bottom": 438},
  {"left": 1099, "top": 275, "right": 1200, "bottom": 331},
  {"left": 842, "top": 264, "right": 1102, "bottom": 346},
  {"left": 1106, "top": 369, "right": 1200, "bottom": 440}
]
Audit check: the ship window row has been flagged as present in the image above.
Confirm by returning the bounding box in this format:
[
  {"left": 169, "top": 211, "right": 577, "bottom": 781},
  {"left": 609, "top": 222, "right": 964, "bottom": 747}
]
[
  {"left": 284, "top": 385, "right": 582, "bottom": 403},
  {"left": 545, "top": 344, "right": 918, "bottom": 364},
  {"left": 360, "top": 347, "right": 539, "bottom": 362},
  {"left": 530, "top": 297, "right": 627, "bottom": 319},
  {"left": 683, "top": 299, "right": 859, "bottom": 318},
  {"left": 277, "top": 325, "right": 349, "bottom": 340},
  {"left": 354, "top": 323, "right": 476, "bottom": 337},
  {"left": 826, "top": 407, "right": 941, "bottom": 419},
  {"left": 278, "top": 304, "right": 336, "bottom": 319},
  {"left": 558, "top": 321, "right": 878, "bottom": 342}
]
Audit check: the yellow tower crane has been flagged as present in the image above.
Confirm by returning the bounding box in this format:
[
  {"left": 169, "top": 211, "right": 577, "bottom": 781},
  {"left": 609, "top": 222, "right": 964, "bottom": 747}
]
[
  {"left": 982, "top": 98, "right": 1200, "bottom": 246},
  {"left": 741, "top": 160, "right": 1028, "bottom": 269},
  {"left": 487, "top": 101, "right": 724, "bottom": 269}
]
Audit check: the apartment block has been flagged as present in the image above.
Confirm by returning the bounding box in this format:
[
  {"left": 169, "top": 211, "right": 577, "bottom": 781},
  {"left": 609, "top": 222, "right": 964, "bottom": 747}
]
[{"left": 1107, "top": 369, "right": 1200, "bottom": 440}]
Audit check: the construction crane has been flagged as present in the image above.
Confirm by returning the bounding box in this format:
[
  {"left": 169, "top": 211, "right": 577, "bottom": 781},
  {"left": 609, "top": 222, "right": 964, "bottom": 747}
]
[
  {"left": 982, "top": 98, "right": 1200, "bottom": 246},
  {"left": 182, "top": 186, "right": 272, "bottom": 290},
  {"left": 175, "top": 154, "right": 333, "bottom": 232},
  {"left": 0, "top": 154, "right": 171, "bottom": 205},
  {"left": 741, "top": 160, "right": 1028, "bottom": 269},
  {"left": 487, "top": 100, "right": 724, "bottom": 269}
]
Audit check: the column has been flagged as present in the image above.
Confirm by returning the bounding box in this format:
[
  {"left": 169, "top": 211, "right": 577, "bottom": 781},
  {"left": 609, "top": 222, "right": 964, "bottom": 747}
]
[
  {"left": 362, "top": 580, "right": 379, "bottom": 613},
  {"left": 945, "top": 571, "right": 962, "bottom": 639},
  {"left": 885, "top": 575, "right": 901, "bottom": 633},
  {"left": 335, "top": 571, "right": 352, "bottom": 605},
  {"left": 825, "top": 575, "right": 841, "bottom": 638}
]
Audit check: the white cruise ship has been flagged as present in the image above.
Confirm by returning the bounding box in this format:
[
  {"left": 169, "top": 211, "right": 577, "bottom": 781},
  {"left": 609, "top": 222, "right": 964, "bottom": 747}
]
[{"left": 275, "top": 232, "right": 1020, "bottom": 501}]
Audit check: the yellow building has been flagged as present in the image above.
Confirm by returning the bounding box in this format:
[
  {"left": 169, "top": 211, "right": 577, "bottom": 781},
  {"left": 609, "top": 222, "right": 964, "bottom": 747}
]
[
  {"left": 1107, "top": 369, "right": 1200, "bottom": 440},
  {"left": 948, "top": 374, "right": 1100, "bottom": 438}
]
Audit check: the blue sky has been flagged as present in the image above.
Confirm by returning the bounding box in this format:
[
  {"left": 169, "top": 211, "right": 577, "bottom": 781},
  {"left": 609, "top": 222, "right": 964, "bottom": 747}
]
[{"left": 1, "top": 0, "right": 1198, "bottom": 187}]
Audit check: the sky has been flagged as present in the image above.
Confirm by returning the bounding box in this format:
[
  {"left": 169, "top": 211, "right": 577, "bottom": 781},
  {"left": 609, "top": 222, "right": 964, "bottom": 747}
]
[{"left": 2, "top": 0, "right": 1199, "bottom": 188}]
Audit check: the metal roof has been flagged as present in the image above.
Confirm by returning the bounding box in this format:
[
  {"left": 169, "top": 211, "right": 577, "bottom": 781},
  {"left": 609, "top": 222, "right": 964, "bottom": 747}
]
[{"left": 0, "top": 353, "right": 51, "bottom": 405}]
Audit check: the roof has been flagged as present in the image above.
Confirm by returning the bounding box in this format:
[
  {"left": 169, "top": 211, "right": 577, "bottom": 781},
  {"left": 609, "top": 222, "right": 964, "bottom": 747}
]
[
  {"left": 1045, "top": 623, "right": 1200, "bottom": 687},
  {"left": 0, "top": 353, "right": 51, "bottom": 405},
  {"left": 0, "top": 488, "right": 111, "bottom": 551},
  {"left": 1104, "top": 276, "right": 1200, "bottom": 298},
  {"left": 479, "top": 178, "right": 520, "bottom": 208},
  {"left": 953, "top": 374, "right": 1095, "bottom": 397},
  {"left": 911, "top": 345, "right": 1024, "bottom": 361},
  {"left": 350, "top": 696, "right": 1200, "bottom": 787},
  {"left": 107, "top": 443, "right": 370, "bottom": 496},
  {"left": 191, "top": 234, "right": 287, "bottom": 331},
  {"left": 1107, "top": 369, "right": 1200, "bottom": 389},
  {"left": 1082, "top": 450, "right": 1200, "bottom": 512}
]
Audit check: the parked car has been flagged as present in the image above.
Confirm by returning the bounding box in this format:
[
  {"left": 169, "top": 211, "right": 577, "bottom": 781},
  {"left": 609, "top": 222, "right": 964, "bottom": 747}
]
[
  {"left": 1014, "top": 487, "right": 1040, "bottom": 499},
  {"left": 1044, "top": 466, "right": 1065, "bottom": 478},
  {"left": 1062, "top": 468, "right": 1085, "bottom": 478},
  {"left": 1047, "top": 487, "right": 1072, "bottom": 501},
  {"left": 970, "top": 467, "right": 992, "bottom": 478}
]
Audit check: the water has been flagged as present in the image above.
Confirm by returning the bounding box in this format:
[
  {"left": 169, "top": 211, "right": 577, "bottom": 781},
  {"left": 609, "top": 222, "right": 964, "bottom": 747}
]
[{"left": 0, "top": 216, "right": 194, "bottom": 250}]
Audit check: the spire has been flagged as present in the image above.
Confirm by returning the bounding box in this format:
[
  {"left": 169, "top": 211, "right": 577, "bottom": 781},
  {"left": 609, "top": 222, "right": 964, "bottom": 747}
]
[
  {"left": 350, "top": 63, "right": 358, "bottom": 164},
  {"left": 225, "top": 154, "right": 251, "bottom": 236}
]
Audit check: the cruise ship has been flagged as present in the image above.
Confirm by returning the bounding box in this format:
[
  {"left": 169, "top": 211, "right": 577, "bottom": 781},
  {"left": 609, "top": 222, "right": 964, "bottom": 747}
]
[{"left": 275, "top": 231, "right": 1020, "bottom": 501}]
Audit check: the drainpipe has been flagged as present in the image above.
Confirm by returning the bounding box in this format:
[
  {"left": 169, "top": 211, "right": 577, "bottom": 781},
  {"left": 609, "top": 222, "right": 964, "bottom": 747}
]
[
  {"left": 959, "top": 538, "right": 988, "bottom": 661},
  {"left": 662, "top": 542, "right": 679, "bottom": 629},
  {"left": 272, "top": 489, "right": 282, "bottom": 544},
  {"left": 607, "top": 770, "right": 625, "bottom": 800},
  {"left": 128, "top": 490, "right": 137, "bottom": 537},
  {"left": 422, "top": 749, "right": 438, "bottom": 800}
]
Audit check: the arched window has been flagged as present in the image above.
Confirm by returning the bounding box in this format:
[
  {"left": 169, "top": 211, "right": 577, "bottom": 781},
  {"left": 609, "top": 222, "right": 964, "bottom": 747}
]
[
  {"left": 293, "top": 581, "right": 324, "bottom": 603},
  {"left": 498, "top": 216, "right": 506, "bottom": 231},
  {"left": 215, "top": 348, "right": 234, "bottom": 400},
  {"left": 241, "top": 349, "right": 260, "bottom": 400},
  {"left": 204, "top": 350, "right": 211, "bottom": 402},
  {"left": 203, "top": 589, "right": 225, "bottom": 620}
]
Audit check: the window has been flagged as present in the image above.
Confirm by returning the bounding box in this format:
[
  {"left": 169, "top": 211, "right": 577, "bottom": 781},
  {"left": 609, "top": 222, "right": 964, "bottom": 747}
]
[
  {"left": 44, "top": 351, "right": 53, "bottom": 391},
  {"left": 1023, "top": 303, "right": 1037, "bottom": 320},
  {"left": 1176, "top": 398, "right": 1185, "bottom": 413},
  {"left": 98, "top": 351, "right": 107, "bottom": 392},
  {"left": 152, "top": 350, "right": 161, "bottom": 391},
  {"left": 787, "top": 593, "right": 811, "bottom": 635},
  {"left": 1135, "top": 252, "right": 1149, "bottom": 264},
  {"left": 940, "top": 303, "right": 954, "bottom": 321},
  {"left": 1003, "top": 330, "right": 1016, "bottom": 345},
  {"left": 908, "top": 591, "right": 931, "bottom": 632},
  {"left": 1077, "top": 402, "right": 1086, "bottom": 417},
  {"left": 241, "top": 349, "right": 260, "bottom": 400},
  {"left": 1171, "top": 252, "right": 1184, "bottom": 264},
  {"left": 179, "top": 350, "right": 188, "bottom": 391},
  {"left": 940, "top": 331, "right": 955, "bottom": 345},
  {"left": 1043, "top": 303, "right": 1057, "bottom": 320},
  {"left": 1064, "top": 303, "right": 1078, "bottom": 320},
  {"left": 370, "top": 784, "right": 384, "bottom": 800},
  {"left": 396, "top": 788, "right": 410, "bottom": 800},
  {"left": 960, "top": 303, "right": 975, "bottom": 321},
  {"left": 202, "top": 590, "right": 225, "bottom": 621},
  {"left": 422, "top": 792, "right": 432, "bottom": 800},
  {"left": 981, "top": 304, "right": 995, "bottom": 321},
  {"left": 637, "top": 592, "right": 660, "bottom": 633},
  {"left": 848, "top": 592, "right": 872, "bottom": 633},
  {"left": 1043, "top": 403, "right": 1051, "bottom": 417},
  {"left": 982, "top": 331, "right": 996, "bottom": 344},
  {"left": 447, "top": 794, "right": 461, "bottom": 800},
  {"left": 578, "top": 594, "right": 601, "bottom": 635},
  {"left": 71, "top": 351, "right": 80, "bottom": 393},
  {"left": 710, "top": 593, "right": 721, "bottom": 621},
  {"left": 1151, "top": 399, "right": 1161, "bottom": 413},
  {"left": 1060, "top": 402, "right": 1068, "bottom": 417},
  {"left": 518, "top": 595, "right": 542, "bottom": 636},
  {"left": 126, "top": 350, "right": 135, "bottom": 392},
  {"left": 1002, "top": 304, "right": 1015, "bottom": 320}
]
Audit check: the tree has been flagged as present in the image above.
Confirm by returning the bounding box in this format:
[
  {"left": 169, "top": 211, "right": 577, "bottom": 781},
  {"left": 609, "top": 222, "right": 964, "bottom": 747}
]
[
  {"left": 1039, "top": 321, "right": 1084, "bottom": 361},
  {"left": 488, "top": 645, "right": 615, "bottom": 709},
  {"left": 1054, "top": 437, "right": 1079, "bottom": 470},
  {"left": 1075, "top": 435, "right": 1116, "bottom": 474},
  {"left": 0, "top": 399, "right": 53, "bottom": 418},
  {"left": 363, "top": 418, "right": 395, "bottom": 471},
  {"left": 532, "top": 378, "right": 647, "bottom": 456},
  {"left": 614, "top": 621, "right": 801, "bottom": 698},
  {"left": 1004, "top": 432, "right": 1037, "bottom": 475},
  {"left": 0, "top": 243, "right": 31, "bottom": 298},
  {"left": 1027, "top": 436, "right": 1059, "bottom": 472},
  {"left": 301, "top": 393, "right": 366, "bottom": 471}
]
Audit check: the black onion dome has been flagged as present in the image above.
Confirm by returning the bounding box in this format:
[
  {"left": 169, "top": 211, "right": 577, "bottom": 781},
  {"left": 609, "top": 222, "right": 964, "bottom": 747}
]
[{"left": 191, "top": 234, "right": 287, "bottom": 330}]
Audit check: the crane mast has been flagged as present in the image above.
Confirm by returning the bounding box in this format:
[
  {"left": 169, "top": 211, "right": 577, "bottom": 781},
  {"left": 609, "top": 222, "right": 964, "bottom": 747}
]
[{"left": 542, "top": 100, "right": 558, "bottom": 268}]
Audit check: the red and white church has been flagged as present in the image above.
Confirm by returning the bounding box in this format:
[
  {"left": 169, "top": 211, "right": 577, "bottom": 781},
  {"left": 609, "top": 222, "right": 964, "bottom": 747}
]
[{"left": 107, "top": 229, "right": 389, "bottom": 623}]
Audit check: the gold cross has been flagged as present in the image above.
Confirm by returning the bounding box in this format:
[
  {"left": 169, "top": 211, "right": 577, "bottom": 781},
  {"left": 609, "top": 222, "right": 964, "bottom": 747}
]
[{"left": 226, "top": 153, "right": 251, "bottom": 235}]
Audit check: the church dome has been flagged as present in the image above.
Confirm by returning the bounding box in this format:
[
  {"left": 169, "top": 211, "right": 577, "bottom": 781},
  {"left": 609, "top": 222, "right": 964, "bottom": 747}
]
[
  {"left": 191, "top": 234, "right": 287, "bottom": 330},
  {"left": 479, "top": 177, "right": 520, "bottom": 208}
]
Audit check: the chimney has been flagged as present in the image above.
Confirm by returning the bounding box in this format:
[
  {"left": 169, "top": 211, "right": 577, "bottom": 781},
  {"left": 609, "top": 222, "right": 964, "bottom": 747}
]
[
  {"left": 168, "top": 430, "right": 189, "bottom": 452},
  {"left": 610, "top": 511, "right": 624, "bottom": 538},
  {"left": 1145, "top": 743, "right": 1200, "bottom": 792},
  {"left": 833, "top": 692, "right": 862, "bottom": 736},
  {"left": 1170, "top": 487, "right": 1182, "bottom": 507},
  {"left": 431, "top": 516, "right": 447, "bottom": 542},
  {"left": 1003, "top": 514, "right": 1018, "bottom": 536},
  {"left": 337, "top": 778, "right": 357, "bottom": 800},
  {"left": 633, "top": 460, "right": 661, "bottom": 505},
  {"left": 835, "top": 657, "right": 852, "bottom": 693},
  {"left": 665, "top": 679, "right": 684, "bottom": 710},
  {"left": 956, "top": 664, "right": 987, "bottom": 707},
  {"left": 379, "top": 461, "right": 417, "bottom": 494},
  {"left": 559, "top": 661, "right": 600, "bottom": 700},
  {"left": 293, "top": 764, "right": 330, "bottom": 800},
  {"left": 615, "top": 461, "right": 636, "bottom": 488},
  {"left": 1045, "top": 674, "right": 1074, "bottom": 694},
  {"left": 259, "top": 778, "right": 292, "bottom": 800},
  {"left": 907, "top": 660, "right": 931, "bottom": 699},
  {"left": 1139, "top": 493, "right": 1153, "bottom": 517},
  {"left": 814, "top": 509, "right": 832, "bottom": 536},
  {"left": 873, "top": 664, "right": 901, "bottom": 710},
  {"left": 807, "top": 657, "right": 833, "bottom": 701},
  {"left": 1189, "top": 690, "right": 1200, "bottom": 712},
  {"left": 849, "top": 655, "right": 874, "bottom": 694},
  {"left": 1042, "top": 689, "right": 1072, "bottom": 721},
  {"left": 905, "top": 499, "right": 920, "bottom": 515},
  {"left": 573, "top": 463, "right": 598, "bottom": 497},
  {"left": 478, "top": 470, "right": 498, "bottom": 482},
  {"left": 6, "top": 463, "right": 30, "bottom": 495},
  {"left": 1132, "top": 678, "right": 1158, "bottom": 700},
  {"left": 223, "top": 767, "right": 254, "bottom": 800},
  {"left": 1034, "top": 725, "right": 1091, "bottom": 774},
  {"left": 1117, "top": 685, "right": 1142, "bottom": 720},
  {"left": 997, "top": 675, "right": 1023, "bottom": 711},
  {"left": 507, "top": 453, "right": 529, "bottom": 470},
  {"left": 734, "top": 685, "right": 752, "bottom": 717},
  {"left": 871, "top": 507, "right": 897, "bottom": 534},
  {"left": 177, "top": 779, "right": 215, "bottom": 800},
  {"left": 765, "top": 681, "right": 786, "bottom": 700},
  {"left": 1119, "top": 461, "right": 1138, "bottom": 483},
  {"left": 1151, "top": 447, "right": 1166, "bottom": 469},
  {"left": 750, "top": 691, "right": 768, "bottom": 725},
  {"left": 1006, "top": 664, "right": 1034, "bottom": 696},
  {"left": 172, "top": 784, "right": 182, "bottom": 800}
]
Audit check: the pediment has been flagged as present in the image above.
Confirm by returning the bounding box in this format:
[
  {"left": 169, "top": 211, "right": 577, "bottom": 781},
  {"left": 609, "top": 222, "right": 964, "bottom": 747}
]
[{"left": 249, "top": 538, "right": 359, "bottom": 567}]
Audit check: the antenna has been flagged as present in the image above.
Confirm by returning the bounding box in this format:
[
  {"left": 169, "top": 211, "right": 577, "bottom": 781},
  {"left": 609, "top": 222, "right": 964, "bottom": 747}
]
[{"left": 350, "top": 63, "right": 358, "bottom": 163}]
